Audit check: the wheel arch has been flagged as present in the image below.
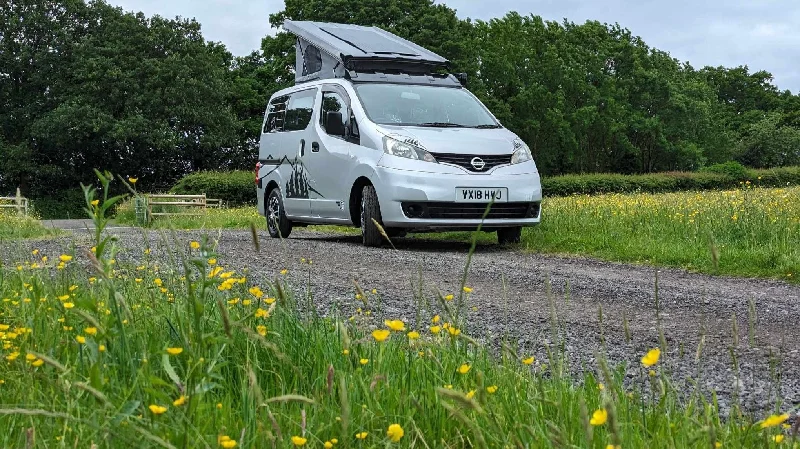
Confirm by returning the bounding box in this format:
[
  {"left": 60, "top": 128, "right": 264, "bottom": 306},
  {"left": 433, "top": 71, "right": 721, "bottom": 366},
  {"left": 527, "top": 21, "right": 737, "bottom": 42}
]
[{"left": 349, "top": 176, "right": 374, "bottom": 226}]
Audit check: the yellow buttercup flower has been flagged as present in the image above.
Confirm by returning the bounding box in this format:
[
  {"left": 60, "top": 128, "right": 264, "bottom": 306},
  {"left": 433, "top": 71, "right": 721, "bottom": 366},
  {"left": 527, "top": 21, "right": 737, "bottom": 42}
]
[
  {"left": 384, "top": 319, "right": 405, "bottom": 331},
  {"left": 641, "top": 348, "right": 661, "bottom": 367},
  {"left": 148, "top": 404, "right": 167, "bottom": 415},
  {"left": 760, "top": 413, "right": 789, "bottom": 428},
  {"left": 324, "top": 442, "right": 333, "bottom": 449},
  {"left": 457, "top": 364, "right": 471, "bottom": 374},
  {"left": 84, "top": 327, "right": 98, "bottom": 336},
  {"left": 75, "top": 335, "right": 86, "bottom": 344},
  {"left": 466, "top": 390, "right": 476, "bottom": 399},
  {"left": 59, "top": 255, "right": 72, "bottom": 262},
  {"left": 190, "top": 241, "right": 200, "bottom": 249},
  {"left": 173, "top": 395, "right": 187, "bottom": 406},
  {"left": 359, "top": 358, "right": 369, "bottom": 365},
  {"left": 256, "top": 325, "right": 267, "bottom": 337},
  {"left": 447, "top": 326, "right": 461, "bottom": 336},
  {"left": 486, "top": 385, "right": 498, "bottom": 394},
  {"left": 91, "top": 200, "right": 100, "bottom": 207},
  {"left": 462, "top": 286, "right": 473, "bottom": 293},
  {"left": 773, "top": 435, "right": 784, "bottom": 443},
  {"left": 255, "top": 308, "right": 269, "bottom": 318},
  {"left": 26, "top": 353, "right": 37, "bottom": 362},
  {"left": 63, "top": 302, "right": 75, "bottom": 309},
  {"left": 372, "top": 329, "right": 390, "bottom": 342},
  {"left": 291, "top": 436, "right": 307, "bottom": 446},
  {"left": 5, "top": 352, "right": 20, "bottom": 361},
  {"left": 430, "top": 325, "right": 441, "bottom": 334},
  {"left": 432, "top": 315, "right": 441, "bottom": 323},
  {"left": 444, "top": 294, "right": 454, "bottom": 301},
  {"left": 355, "top": 432, "right": 368, "bottom": 440},
  {"left": 522, "top": 356, "right": 535, "bottom": 365},
  {"left": 128, "top": 177, "right": 138, "bottom": 184},
  {"left": 386, "top": 423, "right": 404, "bottom": 443},
  {"left": 58, "top": 295, "right": 70, "bottom": 301},
  {"left": 166, "top": 347, "right": 183, "bottom": 355},
  {"left": 590, "top": 409, "right": 608, "bottom": 426},
  {"left": 407, "top": 331, "right": 420, "bottom": 340},
  {"left": 32, "top": 359, "right": 44, "bottom": 367}
]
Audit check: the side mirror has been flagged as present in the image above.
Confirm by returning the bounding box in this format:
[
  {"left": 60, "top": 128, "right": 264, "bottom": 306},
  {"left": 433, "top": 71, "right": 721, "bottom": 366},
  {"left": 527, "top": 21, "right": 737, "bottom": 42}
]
[
  {"left": 455, "top": 72, "right": 468, "bottom": 86},
  {"left": 325, "top": 111, "right": 345, "bottom": 136}
]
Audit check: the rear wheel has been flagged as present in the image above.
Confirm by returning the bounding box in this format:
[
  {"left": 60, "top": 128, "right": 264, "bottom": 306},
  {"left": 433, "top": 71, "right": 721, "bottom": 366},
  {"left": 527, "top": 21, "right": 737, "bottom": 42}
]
[
  {"left": 497, "top": 226, "right": 522, "bottom": 245},
  {"left": 267, "top": 188, "right": 292, "bottom": 239},
  {"left": 361, "top": 185, "right": 384, "bottom": 247}
]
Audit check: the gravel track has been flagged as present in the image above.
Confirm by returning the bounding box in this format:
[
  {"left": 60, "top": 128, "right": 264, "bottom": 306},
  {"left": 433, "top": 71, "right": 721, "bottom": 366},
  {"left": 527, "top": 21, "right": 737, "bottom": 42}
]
[{"left": 5, "top": 226, "right": 800, "bottom": 418}]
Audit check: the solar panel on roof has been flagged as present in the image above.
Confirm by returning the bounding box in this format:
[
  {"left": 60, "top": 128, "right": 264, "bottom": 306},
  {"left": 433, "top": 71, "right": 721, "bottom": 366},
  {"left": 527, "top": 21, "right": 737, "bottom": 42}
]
[{"left": 319, "top": 27, "right": 420, "bottom": 57}]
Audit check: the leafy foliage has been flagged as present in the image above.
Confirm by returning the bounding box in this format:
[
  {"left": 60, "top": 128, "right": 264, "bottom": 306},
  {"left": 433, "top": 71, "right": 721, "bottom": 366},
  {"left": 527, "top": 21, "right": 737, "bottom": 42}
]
[
  {"left": 170, "top": 171, "right": 255, "bottom": 206},
  {"left": 543, "top": 166, "right": 800, "bottom": 197},
  {"left": 2, "top": 0, "right": 800, "bottom": 216}
]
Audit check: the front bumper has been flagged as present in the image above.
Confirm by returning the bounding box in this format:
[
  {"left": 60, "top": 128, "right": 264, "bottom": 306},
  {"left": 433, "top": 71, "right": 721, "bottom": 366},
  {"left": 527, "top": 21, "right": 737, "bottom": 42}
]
[{"left": 373, "top": 162, "right": 542, "bottom": 229}]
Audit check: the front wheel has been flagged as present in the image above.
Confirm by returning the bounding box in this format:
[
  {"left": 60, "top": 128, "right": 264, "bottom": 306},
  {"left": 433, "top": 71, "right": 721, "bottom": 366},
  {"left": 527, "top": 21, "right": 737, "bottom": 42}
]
[
  {"left": 361, "top": 185, "right": 384, "bottom": 247},
  {"left": 497, "top": 227, "right": 522, "bottom": 245},
  {"left": 266, "top": 188, "right": 292, "bottom": 239}
]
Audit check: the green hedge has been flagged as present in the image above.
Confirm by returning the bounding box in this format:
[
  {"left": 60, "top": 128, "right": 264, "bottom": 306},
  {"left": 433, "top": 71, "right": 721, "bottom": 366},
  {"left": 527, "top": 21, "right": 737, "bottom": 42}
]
[
  {"left": 542, "top": 165, "right": 800, "bottom": 197},
  {"left": 170, "top": 170, "right": 255, "bottom": 206},
  {"left": 166, "top": 165, "right": 800, "bottom": 206}
]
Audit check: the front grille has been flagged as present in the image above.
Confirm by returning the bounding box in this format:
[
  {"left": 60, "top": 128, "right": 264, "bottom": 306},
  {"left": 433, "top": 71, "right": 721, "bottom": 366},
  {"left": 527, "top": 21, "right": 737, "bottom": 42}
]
[
  {"left": 402, "top": 202, "right": 540, "bottom": 220},
  {"left": 431, "top": 153, "right": 512, "bottom": 172}
]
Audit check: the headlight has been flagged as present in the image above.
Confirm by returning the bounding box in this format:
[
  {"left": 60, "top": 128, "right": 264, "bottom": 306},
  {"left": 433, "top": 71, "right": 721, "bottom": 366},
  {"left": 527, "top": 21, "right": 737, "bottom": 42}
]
[
  {"left": 511, "top": 139, "right": 533, "bottom": 164},
  {"left": 382, "top": 135, "right": 437, "bottom": 163}
]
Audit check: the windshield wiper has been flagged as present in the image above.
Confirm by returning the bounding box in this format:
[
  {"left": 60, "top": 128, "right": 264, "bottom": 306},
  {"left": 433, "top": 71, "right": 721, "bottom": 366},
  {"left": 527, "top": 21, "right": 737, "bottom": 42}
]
[
  {"left": 472, "top": 124, "right": 501, "bottom": 129},
  {"left": 414, "top": 122, "right": 466, "bottom": 128}
]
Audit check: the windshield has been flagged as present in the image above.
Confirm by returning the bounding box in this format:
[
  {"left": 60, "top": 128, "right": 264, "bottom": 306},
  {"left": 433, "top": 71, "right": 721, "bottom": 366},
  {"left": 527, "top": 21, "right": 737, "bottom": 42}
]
[{"left": 354, "top": 84, "right": 500, "bottom": 128}]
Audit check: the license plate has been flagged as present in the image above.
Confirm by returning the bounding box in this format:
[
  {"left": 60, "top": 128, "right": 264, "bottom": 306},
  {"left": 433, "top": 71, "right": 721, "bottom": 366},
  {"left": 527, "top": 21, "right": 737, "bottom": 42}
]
[{"left": 456, "top": 187, "right": 508, "bottom": 202}]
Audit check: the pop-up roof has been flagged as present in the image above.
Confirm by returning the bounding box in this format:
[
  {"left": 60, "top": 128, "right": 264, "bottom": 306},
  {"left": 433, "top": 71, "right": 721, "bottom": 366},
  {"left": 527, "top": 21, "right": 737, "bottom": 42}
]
[{"left": 283, "top": 21, "right": 455, "bottom": 85}]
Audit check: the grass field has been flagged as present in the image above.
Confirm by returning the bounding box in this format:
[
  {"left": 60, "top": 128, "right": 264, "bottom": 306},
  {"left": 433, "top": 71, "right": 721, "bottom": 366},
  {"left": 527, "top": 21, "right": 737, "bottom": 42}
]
[
  {"left": 1, "top": 186, "right": 796, "bottom": 448},
  {"left": 116, "top": 185, "right": 799, "bottom": 282},
  {"left": 0, "top": 211, "right": 59, "bottom": 240}
]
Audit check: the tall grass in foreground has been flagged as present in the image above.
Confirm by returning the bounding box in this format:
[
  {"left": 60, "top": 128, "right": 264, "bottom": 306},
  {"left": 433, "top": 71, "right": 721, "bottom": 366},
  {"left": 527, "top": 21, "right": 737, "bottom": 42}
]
[{"left": 1, "top": 173, "right": 797, "bottom": 448}]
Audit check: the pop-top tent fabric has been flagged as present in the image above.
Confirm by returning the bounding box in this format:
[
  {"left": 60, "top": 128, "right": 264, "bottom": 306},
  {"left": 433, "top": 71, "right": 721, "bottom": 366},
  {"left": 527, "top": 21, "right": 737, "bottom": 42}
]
[{"left": 284, "top": 21, "right": 451, "bottom": 84}]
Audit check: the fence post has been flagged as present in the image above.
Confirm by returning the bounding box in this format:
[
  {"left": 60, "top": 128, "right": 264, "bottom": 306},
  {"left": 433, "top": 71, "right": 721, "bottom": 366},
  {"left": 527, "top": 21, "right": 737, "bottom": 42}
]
[{"left": 134, "top": 195, "right": 149, "bottom": 225}]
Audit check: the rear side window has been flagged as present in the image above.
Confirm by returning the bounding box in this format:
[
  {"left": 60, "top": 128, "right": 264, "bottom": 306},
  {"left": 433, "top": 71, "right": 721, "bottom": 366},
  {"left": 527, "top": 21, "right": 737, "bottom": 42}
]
[
  {"left": 284, "top": 89, "right": 317, "bottom": 131},
  {"left": 264, "top": 95, "right": 289, "bottom": 133}
]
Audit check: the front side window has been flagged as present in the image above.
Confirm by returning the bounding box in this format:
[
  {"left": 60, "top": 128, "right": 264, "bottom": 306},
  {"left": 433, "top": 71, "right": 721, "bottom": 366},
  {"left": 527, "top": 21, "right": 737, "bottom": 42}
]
[
  {"left": 283, "top": 88, "right": 317, "bottom": 132},
  {"left": 321, "top": 91, "right": 348, "bottom": 134},
  {"left": 354, "top": 84, "right": 499, "bottom": 128}
]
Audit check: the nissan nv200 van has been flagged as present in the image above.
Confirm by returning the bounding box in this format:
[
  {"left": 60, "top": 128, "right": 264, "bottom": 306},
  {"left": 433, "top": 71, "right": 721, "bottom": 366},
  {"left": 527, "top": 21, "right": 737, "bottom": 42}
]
[{"left": 256, "top": 21, "right": 542, "bottom": 247}]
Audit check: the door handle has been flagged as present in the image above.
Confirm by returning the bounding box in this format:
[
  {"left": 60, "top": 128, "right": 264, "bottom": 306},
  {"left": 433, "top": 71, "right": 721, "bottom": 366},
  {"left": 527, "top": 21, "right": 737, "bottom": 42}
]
[
  {"left": 299, "top": 139, "right": 305, "bottom": 157},
  {"left": 311, "top": 142, "right": 320, "bottom": 153}
]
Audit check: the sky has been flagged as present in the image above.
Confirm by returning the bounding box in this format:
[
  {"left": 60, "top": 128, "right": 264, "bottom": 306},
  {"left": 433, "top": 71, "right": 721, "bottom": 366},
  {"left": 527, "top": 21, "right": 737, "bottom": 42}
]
[{"left": 108, "top": 0, "right": 800, "bottom": 94}]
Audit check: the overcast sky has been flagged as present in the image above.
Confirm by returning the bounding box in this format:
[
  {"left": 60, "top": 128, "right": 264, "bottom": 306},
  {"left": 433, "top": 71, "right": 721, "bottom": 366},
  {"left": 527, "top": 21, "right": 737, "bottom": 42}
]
[{"left": 107, "top": 0, "right": 799, "bottom": 93}]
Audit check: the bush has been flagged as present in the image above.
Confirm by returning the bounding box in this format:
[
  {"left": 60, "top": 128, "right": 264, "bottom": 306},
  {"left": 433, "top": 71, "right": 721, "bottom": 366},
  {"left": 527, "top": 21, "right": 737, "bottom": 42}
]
[
  {"left": 542, "top": 165, "right": 800, "bottom": 197},
  {"left": 29, "top": 189, "right": 89, "bottom": 219},
  {"left": 170, "top": 170, "right": 255, "bottom": 206},
  {"left": 700, "top": 161, "right": 749, "bottom": 180}
]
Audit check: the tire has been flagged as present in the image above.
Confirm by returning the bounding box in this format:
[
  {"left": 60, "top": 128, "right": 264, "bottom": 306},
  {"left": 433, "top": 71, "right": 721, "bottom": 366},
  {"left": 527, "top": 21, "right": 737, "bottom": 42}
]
[
  {"left": 360, "top": 185, "right": 384, "bottom": 247},
  {"left": 497, "top": 226, "right": 522, "bottom": 245},
  {"left": 266, "top": 188, "right": 292, "bottom": 239}
]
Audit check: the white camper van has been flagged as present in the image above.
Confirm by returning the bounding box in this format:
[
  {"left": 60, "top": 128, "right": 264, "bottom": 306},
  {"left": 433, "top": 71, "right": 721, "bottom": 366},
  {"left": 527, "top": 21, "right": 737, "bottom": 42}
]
[{"left": 256, "top": 21, "right": 542, "bottom": 247}]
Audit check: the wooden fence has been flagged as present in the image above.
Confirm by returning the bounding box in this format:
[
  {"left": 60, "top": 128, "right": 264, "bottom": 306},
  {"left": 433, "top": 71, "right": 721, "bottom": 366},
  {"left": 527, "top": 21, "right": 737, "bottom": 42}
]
[
  {"left": 0, "top": 189, "right": 29, "bottom": 216},
  {"left": 142, "top": 194, "right": 223, "bottom": 223}
]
